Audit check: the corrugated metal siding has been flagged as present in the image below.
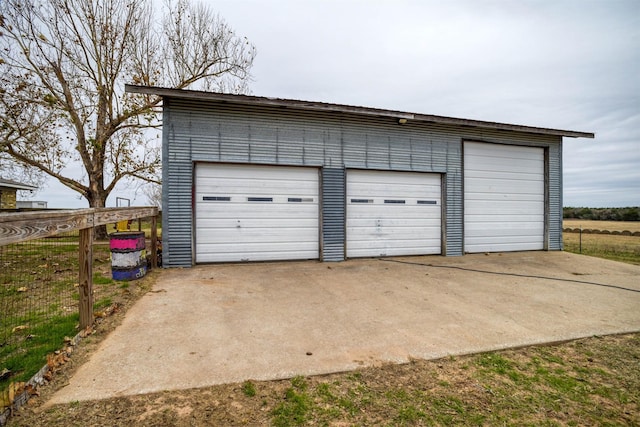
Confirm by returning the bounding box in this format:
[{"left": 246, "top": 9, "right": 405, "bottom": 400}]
[
  {"left": 548, "top": 139, "right": 563, "bottom": 250},
  {"left": 162, "top": 100, "right": 195, "bottom": 267},
  {"left": 162, "top": 98, "right": 563, "bottom": 266},
  {"left": 321, "top": 168, "right": 345, "bottom": 261}
]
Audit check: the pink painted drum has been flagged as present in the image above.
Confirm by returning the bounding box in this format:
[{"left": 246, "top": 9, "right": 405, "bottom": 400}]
[
  {"left": 109, "top": 231, "right": 147, "bottom": 281},
  {"left": 109, "top": 232, "right": 145, "bottom": 251}
]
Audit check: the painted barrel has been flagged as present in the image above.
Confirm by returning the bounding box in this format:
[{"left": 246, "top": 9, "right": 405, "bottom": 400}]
[
  {"left": 112, "top": 261, "right": 147, "bottom": 281},
  {"left": 111, "top": 249, "right": 147, "bottom": 268},
  {"left": 109, "top": 232, "right": 147, "bottom": 281},
  {"left": 110, "top": 232, "right": 146, "bottom": 251}
]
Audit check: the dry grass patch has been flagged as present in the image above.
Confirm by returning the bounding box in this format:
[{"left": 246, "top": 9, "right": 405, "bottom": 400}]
[
  {"left": 564, "top": 219, "right": 640, "bottom": 232},
  {"left": 8, "top": 334, "right": 639, "bottom": 426},
  {"left": 563, "top": 232, "right": 640, "bottom": 265}
]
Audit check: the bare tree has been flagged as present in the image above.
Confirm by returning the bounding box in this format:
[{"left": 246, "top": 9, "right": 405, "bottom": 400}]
[
  {"left": 142, "top": 182, "right": 162, "bottom": 209},
  {"left": 0, "top": 0, "right": 255, "bottom": 233}
]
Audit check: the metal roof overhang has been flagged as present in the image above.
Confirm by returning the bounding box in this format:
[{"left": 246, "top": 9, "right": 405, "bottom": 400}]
[
  {"left": 0, "top": 179, "right": 38, "bottom": 191},
  {"left": 125, "top": 84, "right": 595, "bottom": 139}
]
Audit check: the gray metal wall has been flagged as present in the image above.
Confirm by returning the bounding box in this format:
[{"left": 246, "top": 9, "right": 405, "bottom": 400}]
[{"left": 162, "top": 98, "right": 562, "bottom": 267}]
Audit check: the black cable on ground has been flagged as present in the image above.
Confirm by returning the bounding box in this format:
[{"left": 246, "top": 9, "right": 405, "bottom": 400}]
[{"left": 379, "top": 258, "right": 640, "bottom": 294}]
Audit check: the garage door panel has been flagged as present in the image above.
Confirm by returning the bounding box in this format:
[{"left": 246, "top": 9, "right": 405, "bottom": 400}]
[
  {"left": 197, "top": 183, "right": 318, "bottom": 196},
  {"left": 347, "top": 170, "right": 431, "bottom": 184},
  {"left": 198, "top": 166, "right": 316, "bottom": 180},
  {"left": 197, "top": 248, "right": 319, "bottom": 263},
  {"left": 467, "top": 143, "right": 543, "bottom": 159},
  {"left": 347, "top": 217, "right": 441, "bottom": 228},
  {"left": 346, "top": 186, "right": 441, "bottom": 198},
  {"left": 464, "top": 142, "right": 544, "bottom": 253},
  {"left": 465, "top": 193, "right": 544, "bottom": 202},
  {"left": 197, "top": 218, "right": 319, "bottom": 229},
  {"left": 466, "top": 157, "right": 543, "bottom": 173},
  {"left": 346, "top": 170, "right": 441, "bottom": 258},
  {"left": 466, "top": 234, "right": 544, "bottom": 244},
  {"left": 465, "top": 179, "right": 543, "bottom": 194},
  {"left": 465, "top": 224, "right": 544, "bottom": 237},
  {"left": 348, "top": 227, "right": 440, "bottom": 239},
  {"left": 197, "top": 205, "right": 318, "bottom": 219},
  {"left": 466, "top": 169, "right": 544, "bottom": 182},
  {"left": 348, "top": 237, "right": 441, "bottom": 246},
  {"left": 347, "top": 240, "right": 441, "bottom": 257},
  {"left": 466, "top": 202, "right": 544, "bottom": 216},
  {"left": 463, "top": 239, "right": 543, "bottom": 253},
  {"left": 198, "top": 226, "right": 317, "bottom": 240},
  {"left": 195, "top": 164, "right": 319, "bottom": 262},
  {"left": 465, "top": 214, "right": 544, "bottom": 223}
]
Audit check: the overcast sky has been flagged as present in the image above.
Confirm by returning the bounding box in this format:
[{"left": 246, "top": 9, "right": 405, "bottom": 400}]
[{"left": 41, "top": 0, "right": 639, "bottom": 208}]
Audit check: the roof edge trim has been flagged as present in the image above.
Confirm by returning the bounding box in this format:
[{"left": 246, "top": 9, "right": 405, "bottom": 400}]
[
  {"left": 0, "top": 180, "right": 38, "bottom": 191},
  {"left": 125, "top": 84, "right": 595, "bottom": 139}
]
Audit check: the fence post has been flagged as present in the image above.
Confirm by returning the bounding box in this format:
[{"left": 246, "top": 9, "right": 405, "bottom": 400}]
[
  {"left": 79, "top": 227, "right": 94, "bottom": 329},
  {"left": 579, "top": 225, "right": 582, "bottom": 254},
  {"left": 150, "top": 213, "right": 158, "bottom": 269}
]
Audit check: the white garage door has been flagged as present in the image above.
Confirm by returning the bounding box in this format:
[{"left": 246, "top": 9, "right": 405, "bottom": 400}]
[
  {"left": 464, "top": 142, "right": 544, "bottom": 253},
  {"left": 346, "top": 170, "right": 441, "bottom": 258},
  {"left": 195, "top": 164, "right": 319, "bottom": 262}
]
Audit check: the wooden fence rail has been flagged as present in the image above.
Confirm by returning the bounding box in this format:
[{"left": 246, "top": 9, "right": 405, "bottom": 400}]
[{"left": 0, "top": 207, "right": 159, "bottom": 328}]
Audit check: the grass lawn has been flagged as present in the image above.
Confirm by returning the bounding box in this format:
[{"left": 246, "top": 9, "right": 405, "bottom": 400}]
[
  {"left": 0, "top": 239, "right": 141, "bottom": 405},
  {"left": 8, "top": 333, "right": 639, "bottom": 426}
]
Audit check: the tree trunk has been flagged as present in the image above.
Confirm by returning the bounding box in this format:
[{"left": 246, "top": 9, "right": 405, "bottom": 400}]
[{"left": 86, "top": 189, "right": 110, "bottom": 240}]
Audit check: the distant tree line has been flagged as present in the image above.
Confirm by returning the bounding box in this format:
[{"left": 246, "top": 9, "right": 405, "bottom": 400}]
[{"left": 563, "top": 207, "right": 640, "bottom": 221}]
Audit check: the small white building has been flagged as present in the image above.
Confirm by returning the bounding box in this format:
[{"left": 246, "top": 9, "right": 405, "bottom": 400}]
[{"left": 16, "top": 200, "right": 48, "bottom": 209}]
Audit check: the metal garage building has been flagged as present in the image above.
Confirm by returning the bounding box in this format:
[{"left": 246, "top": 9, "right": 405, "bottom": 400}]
[{"left": 126, "top": 85, "right": 593, "bottom": 267}]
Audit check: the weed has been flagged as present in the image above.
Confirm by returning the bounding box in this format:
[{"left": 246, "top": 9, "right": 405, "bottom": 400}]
[
  {"left": 395, "top": 404, "right": 426, "bottom": 423},
  {"left": 94, "top": 298, "right": 112, "bottom": 310},
  {"left": 316, "top": 383, "right": 335, "bottom": 402},
  {"left": 271, "top": 377, "right": 314, "bottom": 427},
  {"left": 476, "top": 353, "right": 514, "bottom": 375},
  {"left": 241, "top": 380, "right": 256, "bottom": 397},
  {"left": 92, "top": 272, "right": 114, "bottom": 285},
  {"left": 290, "top": 375, "right": 307, "bottom": 391}
]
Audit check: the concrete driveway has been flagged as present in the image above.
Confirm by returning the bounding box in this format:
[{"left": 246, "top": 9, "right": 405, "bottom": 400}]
[{"left": 49, "top": 252, "right": 640, "bottom": 404}]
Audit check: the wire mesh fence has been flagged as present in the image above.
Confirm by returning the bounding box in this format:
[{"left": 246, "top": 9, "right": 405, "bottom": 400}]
[
  {"left": 1, "top": 232, "right": 82, "bottom": 384},
  {"left": 563, "top": 231, "right": 640, "bottom": 265},
  {"left": 0, "top": 231, "right": 128, "bottom": 386},
  {"left": 0, "top": 207, "right": 158, "bottom": 413}
]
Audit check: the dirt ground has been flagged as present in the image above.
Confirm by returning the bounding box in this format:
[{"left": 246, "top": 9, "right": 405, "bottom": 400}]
[{"left": 5, "top": 262, "right": 640, "bottom": 426}]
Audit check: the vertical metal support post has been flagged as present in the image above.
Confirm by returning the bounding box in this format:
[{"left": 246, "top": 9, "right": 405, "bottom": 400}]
[
  {"left": 579, "top": 225, "right": 582, "bottom": 254},
  {"left": 79, "top": 227, "right": 94, "bottom": 329},
  {"left": 150, "top": 214, "right": 158, "bottom": 269}
]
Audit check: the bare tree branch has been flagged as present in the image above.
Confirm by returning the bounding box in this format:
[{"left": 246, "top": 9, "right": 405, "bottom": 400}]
[{"left": 0, "top": 0, "right": 255, "bottom": 221}]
